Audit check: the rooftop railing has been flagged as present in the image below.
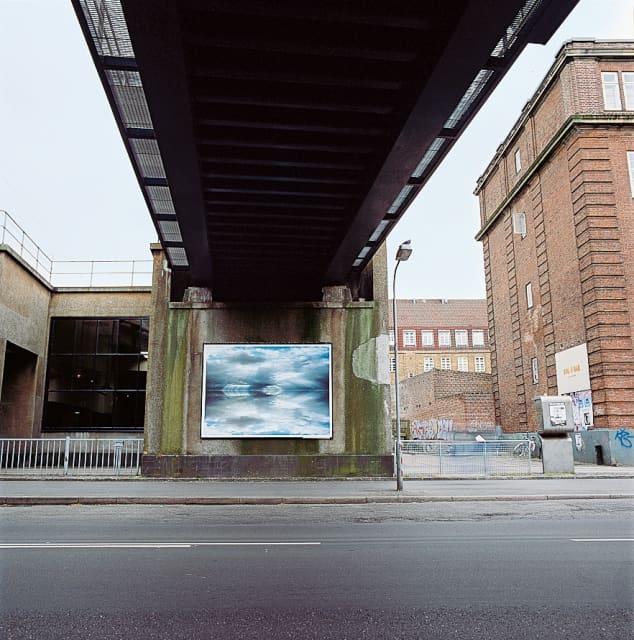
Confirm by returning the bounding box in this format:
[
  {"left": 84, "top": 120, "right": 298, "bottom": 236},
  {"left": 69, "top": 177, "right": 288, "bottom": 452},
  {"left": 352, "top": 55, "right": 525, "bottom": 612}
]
[
  {"left": 1, "top": 210, "right": 152, "bottom": 288},
  {"left": 0, "top": 209, "right": 53, "bottom": 281}
]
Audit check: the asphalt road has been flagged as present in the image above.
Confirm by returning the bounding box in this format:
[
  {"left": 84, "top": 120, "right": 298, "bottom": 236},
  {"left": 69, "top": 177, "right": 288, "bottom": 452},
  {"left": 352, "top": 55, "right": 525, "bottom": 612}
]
[{"left": 1, "top": 501, "right": 632, "bottom": 639}]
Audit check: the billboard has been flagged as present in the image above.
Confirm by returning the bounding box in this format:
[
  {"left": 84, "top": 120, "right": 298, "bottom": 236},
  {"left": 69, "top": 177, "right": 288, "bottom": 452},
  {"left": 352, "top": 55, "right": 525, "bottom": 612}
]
[
  {"left": 555, "top": 343, "right": 591, "bottom": 395},
  {"left": 201, "top": 344, "right": 332, "bottom": 439}
]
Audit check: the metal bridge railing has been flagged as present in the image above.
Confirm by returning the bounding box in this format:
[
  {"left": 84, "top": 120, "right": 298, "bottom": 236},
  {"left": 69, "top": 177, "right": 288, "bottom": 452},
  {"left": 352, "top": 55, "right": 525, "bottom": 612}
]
[
  {"left": 400, "top": 439, "right": 532, "bottom": 478},
  {"left": 0, "top": 437, "right": 144, "bottom": 477}
]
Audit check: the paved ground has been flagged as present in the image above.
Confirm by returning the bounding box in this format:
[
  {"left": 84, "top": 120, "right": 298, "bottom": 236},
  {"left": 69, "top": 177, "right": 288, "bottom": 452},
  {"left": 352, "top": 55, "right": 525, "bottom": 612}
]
[
  {"left": 1, "top": 464, "right": 632, "bottom": 505},
  {"left": 2, "top": 500, "right": 632, "bottom": 640}
]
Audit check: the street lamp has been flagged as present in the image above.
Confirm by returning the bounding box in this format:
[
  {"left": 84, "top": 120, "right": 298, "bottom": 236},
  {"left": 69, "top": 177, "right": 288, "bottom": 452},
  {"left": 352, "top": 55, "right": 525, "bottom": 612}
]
[{"left": 392, "top": 240, "right": 412, "bottom": 491}]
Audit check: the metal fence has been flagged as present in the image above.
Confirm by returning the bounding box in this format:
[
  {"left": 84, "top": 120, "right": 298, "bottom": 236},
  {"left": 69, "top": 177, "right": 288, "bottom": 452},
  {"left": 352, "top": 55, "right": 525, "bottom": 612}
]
[
  {"left": 0, "top": 438, "right": 143, "bottom": 477},
  {"left": 400, "top": 439, "right": 532, "bottom": 478}
]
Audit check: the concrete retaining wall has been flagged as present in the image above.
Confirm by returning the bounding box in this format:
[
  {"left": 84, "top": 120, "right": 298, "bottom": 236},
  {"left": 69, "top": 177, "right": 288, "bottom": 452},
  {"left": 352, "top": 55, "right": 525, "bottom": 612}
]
[{"left": 572, "top": 428, "right": 634, "bottom": 466}]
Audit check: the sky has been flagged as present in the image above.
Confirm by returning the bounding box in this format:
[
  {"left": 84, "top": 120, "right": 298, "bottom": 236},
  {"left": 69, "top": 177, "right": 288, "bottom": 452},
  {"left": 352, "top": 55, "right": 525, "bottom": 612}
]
[{"left": 0, "top": 0, "right": 632, "bottom": 299}]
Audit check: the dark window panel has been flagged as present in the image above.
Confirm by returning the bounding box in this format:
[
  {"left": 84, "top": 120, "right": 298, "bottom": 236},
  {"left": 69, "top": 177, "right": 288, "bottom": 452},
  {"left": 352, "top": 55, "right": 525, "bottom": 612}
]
[
  {"left": 46, "top": 355, "right": 74, "bottom": 391},
  {"left": 118, "top": 319, "right": 142, "bottom": 353},
  {"left": 135, "top": 391, "right": 146, "bottom": 429},
  {"left": 71, "top": 355, "right": 96, "bottom": 390},
  {"left": 93, "top": 355, "right": 114, "bottom": 389},
  {"left": 113, "top": 355, "right": 142, "bottom": 389},
  {"left": 140, "top": 319, "right": 149, "bottom": 352},
  {"left": 97, "top": 319, "right": 115, "bottom": 353},
  {"left": 113, "top": 391, "right": 137, "bottom": 428},
  {"left": 49, "top": 318, "right": 76, "bottom": 354},
  {"left": 77, "top": 319, "right": 98, "bottom": 353}
]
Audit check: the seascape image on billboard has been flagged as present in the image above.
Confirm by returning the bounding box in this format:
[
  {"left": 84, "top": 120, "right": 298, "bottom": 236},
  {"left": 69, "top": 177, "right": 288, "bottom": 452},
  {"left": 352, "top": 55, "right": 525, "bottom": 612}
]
[{"left": 201, "top": 344, "right": 332, "bottom": 439}]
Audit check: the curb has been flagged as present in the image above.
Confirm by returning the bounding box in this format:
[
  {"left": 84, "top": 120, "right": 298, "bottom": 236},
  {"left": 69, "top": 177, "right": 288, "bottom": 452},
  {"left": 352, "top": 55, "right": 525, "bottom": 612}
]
[{"left": 1, "top": 494, "right": 632, "bottom": 506}]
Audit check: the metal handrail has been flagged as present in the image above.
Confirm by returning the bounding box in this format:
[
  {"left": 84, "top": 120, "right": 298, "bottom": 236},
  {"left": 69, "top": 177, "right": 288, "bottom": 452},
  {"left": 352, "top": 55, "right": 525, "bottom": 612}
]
[
  {"left": 0, "top": 210, "right": 53, "bottom": 281},
  {"left": 1, "top": 210, "right": 152, "bottom": 288}
]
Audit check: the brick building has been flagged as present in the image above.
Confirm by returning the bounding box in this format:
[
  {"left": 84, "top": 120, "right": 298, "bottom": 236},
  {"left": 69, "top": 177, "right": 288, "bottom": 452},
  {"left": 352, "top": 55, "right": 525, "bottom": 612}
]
[
  {"left": 389, "top": 298, "right": 491, "bottom": 383},
  {"left": 475, "top": 40, "right": 634, "bottom": 433},
  {"left": 399, "top": 369, "right": 495, "bottom": 440}
]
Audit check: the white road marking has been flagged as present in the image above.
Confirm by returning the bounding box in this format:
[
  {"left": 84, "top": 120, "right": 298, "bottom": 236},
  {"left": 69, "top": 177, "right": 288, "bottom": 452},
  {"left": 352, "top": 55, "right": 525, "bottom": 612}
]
[
  {"left": 0, "top": 541, "right": 321, "bottom": 549},
  {"left": 571, "top": 539, "right": 634, "bottom": 543}
]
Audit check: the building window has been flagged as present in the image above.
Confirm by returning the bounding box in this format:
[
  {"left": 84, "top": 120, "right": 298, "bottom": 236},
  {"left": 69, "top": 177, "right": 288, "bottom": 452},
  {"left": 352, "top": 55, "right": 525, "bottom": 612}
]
[
  {"left": 628, "top": 152, "right": 634, "bottom": 197},
  {"left": 475, "top": 356, "right": 486, "bottom": 372},
  {"left": 526, "top": 282, "right": 533, "bottom": 309},
  {"left": 402, "top": 330, "right": 416, "bottom": 346},
  {"left": 514, "top": 149, "right": 522, "bottom": 173},
  {"left": 408, "top": 372, "right": 415, "bottom": 378},
  {"left": 601, "top": 72, "right": 622, "bottom": 110},
  {"left": 457, "top": 357, "right": 469, "bottom": 372},
  {"left": 472, "top": 330, "right": 485, "bottom": 346},
  {"left": 512, "top": 212, "right": 527, "bottom": 237},
  {"left": 623, "top": 72, "right": 634, "bottom": 110},
  {"left": 423, "top": 357, "right": 434, "bottom": 372},
  {"left": 390, "top": 356, "right": 396, "bottom": 373},
  {"left": 440, "top": 357, "right": 451, "bottom": 370},
  {"left": 531, "top": 357, "right": 539, "bottom": 384},
  {"left": 455, "top": 330, "right": 468, "bottom": 346},
  {"left": 388, "top": 330, "right": 395, "bottom": 346},
  {"left": 438, "top": 330, "right": 451, "bottom": 347},
  {"left": 43, "top": 317, "right": 149, "bottom": 431},
  {"left": 421, "top": 330, "right": 434, "bottom": 346}
]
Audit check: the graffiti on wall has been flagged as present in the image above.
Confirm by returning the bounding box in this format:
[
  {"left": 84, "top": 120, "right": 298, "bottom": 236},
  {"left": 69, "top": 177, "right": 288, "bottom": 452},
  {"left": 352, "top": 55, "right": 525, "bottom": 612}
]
[
  {"left": 411, "top": 418, "right": 454, "bottom": 441},
  {"left": 466, "top": 420, "right": 496, "bottom": 433},
  {"left": 615, "top": 429, "right": 632, "bottom": 449}
]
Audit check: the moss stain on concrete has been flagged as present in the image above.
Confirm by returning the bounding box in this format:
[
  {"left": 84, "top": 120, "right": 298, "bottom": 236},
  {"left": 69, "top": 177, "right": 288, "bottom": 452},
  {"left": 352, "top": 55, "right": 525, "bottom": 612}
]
[
  {"left": 344, "top": 309, "right": 385, "bottom": 454},
  {"left": 161, "top": 310, "right": 189, "bottom": 454}
]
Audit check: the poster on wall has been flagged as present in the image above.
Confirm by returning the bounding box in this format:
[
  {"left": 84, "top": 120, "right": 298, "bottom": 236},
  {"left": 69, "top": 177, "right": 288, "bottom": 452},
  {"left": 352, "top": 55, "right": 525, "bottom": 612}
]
[
  {"left": 570, "top": 389, "right": 594, "bottom": 430},
  {"left": 201, "top": 344, "right": 332, "bottom": 439},
  {"left": 555, "top": 343, "right": 591, "bottom": 395}
]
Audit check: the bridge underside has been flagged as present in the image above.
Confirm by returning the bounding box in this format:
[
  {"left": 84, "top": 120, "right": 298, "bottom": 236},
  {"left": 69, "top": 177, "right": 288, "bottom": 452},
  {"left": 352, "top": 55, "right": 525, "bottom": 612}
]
[{"left": 74, "top": 0, "right": 577, "bottom": 301}]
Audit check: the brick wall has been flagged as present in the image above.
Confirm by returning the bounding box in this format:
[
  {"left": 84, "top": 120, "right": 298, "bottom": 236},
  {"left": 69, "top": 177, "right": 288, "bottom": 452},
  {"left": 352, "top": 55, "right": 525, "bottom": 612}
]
[
  {"left": 475, "top": 41, "right": 634, "bottom": 432},
  {"left": 399, "top": 369, "right": 495, "bottom": 436}
]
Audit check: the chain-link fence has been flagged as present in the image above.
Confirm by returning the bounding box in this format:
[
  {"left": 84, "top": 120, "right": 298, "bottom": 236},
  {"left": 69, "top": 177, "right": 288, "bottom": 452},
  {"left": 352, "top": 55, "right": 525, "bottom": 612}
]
[{"left": 400, "top": 439, "right": 532, "bottom": 477}]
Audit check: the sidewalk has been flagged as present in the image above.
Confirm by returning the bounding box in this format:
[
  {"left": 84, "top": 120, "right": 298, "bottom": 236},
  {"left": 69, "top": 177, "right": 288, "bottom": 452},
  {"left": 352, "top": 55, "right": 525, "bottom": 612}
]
[{"left": 1, "top": 465, "right": 632, "bottom": 506}]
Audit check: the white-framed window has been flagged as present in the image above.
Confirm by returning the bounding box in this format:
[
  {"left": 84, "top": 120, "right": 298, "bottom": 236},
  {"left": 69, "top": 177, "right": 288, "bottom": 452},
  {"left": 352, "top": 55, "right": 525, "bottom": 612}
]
[
  {"left": 623, "top": 72, "right": 634, "bottom": 110},
  {"left": 455, "top": 330, "right": 468, "bottom": 346},
  {"left": 402, "top": 330, "right": 416, "bottom": 346},
  {"left": 628, "top": 151, "right": 634, "bottom": 198},
  {"left": 407, "top": 372, "right": 415, "bottom": 378},
  {"left": 423, "top": 357, "right": 434, "bottom": 372},
  {"left": 601, "top": 72, "right": 622, "bottom": 110},
  {"left": 472, "top": 330, "right": 485, "bottom": 346},
  {"left": 438, "top": 330, "right": 451, "bottom": 346},
  {"left": 514, "top": 149, "right": 522, "bottom": 173},
  {"left": 475, "top": 356, "right": 486, "bottom": 372},
  {"left": 440, "top": 357, "right": 451, "bottom": 370},
  {"left": 531, "top": 357, "right": 539, "bottom": 384},
  {"left": 388, "top": 330, "right": 395, "bottom": 346},
  {"left": 457, "top": 357, "right": 469, "bottom": 372},
  {"left": 421, "top": 330, "right": 434, "bottom": 346},
  {"left": 389, "top": 356, "right": 395, "bottom": 373},
  {"left": 526, "top": 282, "right": 533, "bottom": 309},
  {"left": 512, "top": 212, "right": 527, "bottom": 237}
]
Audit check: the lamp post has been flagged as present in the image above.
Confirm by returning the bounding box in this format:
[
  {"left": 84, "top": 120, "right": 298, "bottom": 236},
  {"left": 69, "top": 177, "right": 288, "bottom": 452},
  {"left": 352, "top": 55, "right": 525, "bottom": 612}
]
[{"left": 392, "top": 240, "right": 412, "bottom": 491}]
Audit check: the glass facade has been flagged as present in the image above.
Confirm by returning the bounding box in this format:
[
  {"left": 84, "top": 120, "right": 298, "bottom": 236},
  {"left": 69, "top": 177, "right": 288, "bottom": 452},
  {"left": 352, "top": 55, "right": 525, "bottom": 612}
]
[{"left": 43, "top": 317, "right": 149, "bottom": 431}]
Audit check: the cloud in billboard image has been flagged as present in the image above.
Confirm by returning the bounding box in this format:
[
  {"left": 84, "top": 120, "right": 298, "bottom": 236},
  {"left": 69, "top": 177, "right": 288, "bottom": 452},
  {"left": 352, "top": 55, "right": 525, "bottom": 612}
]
[{"left": 201, "top": 344, "right": 332, "bottom": 438}]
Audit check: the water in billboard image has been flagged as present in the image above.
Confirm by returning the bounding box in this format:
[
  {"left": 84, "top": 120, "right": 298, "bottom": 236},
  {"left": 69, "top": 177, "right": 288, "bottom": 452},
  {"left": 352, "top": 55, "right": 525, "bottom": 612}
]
[{"left": 201, "top": 344, "right": 332, "bottom": 438}]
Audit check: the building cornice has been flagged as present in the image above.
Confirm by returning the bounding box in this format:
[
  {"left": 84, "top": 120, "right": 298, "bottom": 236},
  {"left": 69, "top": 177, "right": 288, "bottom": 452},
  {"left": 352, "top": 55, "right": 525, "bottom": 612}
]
[
  {"left": 475, "top": 114, "right": 633, "bottom": 241},
  {"left": 474, "top": 39, "right": 634, "bottom": 194}
]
